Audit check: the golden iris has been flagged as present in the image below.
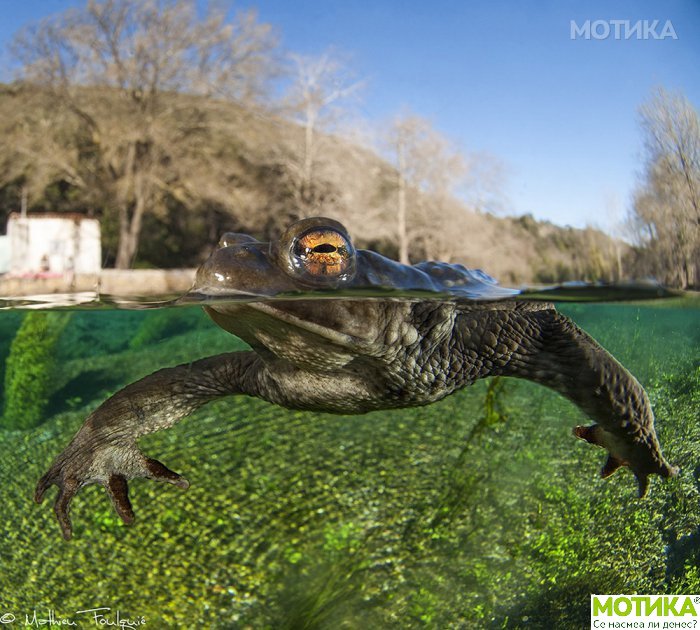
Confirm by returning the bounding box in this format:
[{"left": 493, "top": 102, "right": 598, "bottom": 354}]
[{"left": 293, "top": 229, "right": 352, "bottom": 276}]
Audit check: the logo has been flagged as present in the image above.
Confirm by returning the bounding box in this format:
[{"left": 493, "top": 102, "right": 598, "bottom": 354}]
[
  {"left": 591, "top": 595, "right": 700, "bottom": 629},
  {"left": 570, "top": 20, "right": 678, "bottom": 40}
]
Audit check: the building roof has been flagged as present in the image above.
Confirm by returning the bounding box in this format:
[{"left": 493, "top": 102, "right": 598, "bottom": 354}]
[{"left": 8, "top": 212, "right": 97, "bottom": 222}]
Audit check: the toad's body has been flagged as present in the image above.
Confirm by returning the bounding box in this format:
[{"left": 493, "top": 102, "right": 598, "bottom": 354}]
[
  {"left": 36, "top": 218, "right": 678, "bottom": 539},
  {"left": 208, "top": 299, "right": 536, "bottom": 413}
]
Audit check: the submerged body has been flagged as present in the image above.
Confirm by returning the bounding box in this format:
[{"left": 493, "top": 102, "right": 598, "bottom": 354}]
[{"left": 36, "top": 217, "right": 677, "bottom": 539}]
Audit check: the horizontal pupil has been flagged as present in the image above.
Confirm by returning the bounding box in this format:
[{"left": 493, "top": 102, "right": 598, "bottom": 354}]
[{"left": 312, "top": 243, "right": 337, "bottom": 254}]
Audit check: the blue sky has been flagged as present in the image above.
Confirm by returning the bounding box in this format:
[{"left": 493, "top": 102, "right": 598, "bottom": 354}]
[{"left": 1, "top": 0, "right": 698, "bottom": 232}]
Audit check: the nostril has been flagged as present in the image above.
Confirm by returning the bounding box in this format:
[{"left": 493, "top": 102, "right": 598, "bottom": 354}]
[{"left": 218, "top": 233, "right": 258, "bottom": 249}]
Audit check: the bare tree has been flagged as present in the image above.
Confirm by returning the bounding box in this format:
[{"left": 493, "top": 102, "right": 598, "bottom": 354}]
[
  {"left": 0, "top": 85, "right": 86, "bottom": 204},
  {"left": 10, "top": 0, "right": 278, "bottom": 268},
  {"left": 462, "top": 151, "right": 509, "bottom": 215},
  {"left": 629, "top": 88, "right": 700, "bottom": 288},
  {"left": 603, "top": 192, "right": 625, "bottom": 281},
  {"left": 385, "top": 113, "right": 468, "bottom": 263},
  {"left": 282, "top": 50, "right": 364, "bottom": 211}
]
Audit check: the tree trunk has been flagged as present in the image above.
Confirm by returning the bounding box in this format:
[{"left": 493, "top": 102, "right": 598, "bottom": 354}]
[
  {"left": 615, "top": 241, "right": 623, "bottom": 281},
  {"left": 304, "top": 113, "right": 314, "bottom": 189},
  {"left": 397, "top": 142, "right": 409, "bottom": 264},
  {"left": 115, "top": 204, "right": 133, "bottom": 269},
  {"left": 114, "top": 175, "right": 148, "bottom": 269},
  {"left": 301, "top": 103, "right": 316, "bottom": 205}
]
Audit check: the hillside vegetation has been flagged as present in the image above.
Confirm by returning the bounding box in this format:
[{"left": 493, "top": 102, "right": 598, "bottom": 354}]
[
  {"left": 0, "top": 84, "right": 622, "bottom": 285},
  {"left": 1, "top": 0, "right": 695, "bottom": 288}
]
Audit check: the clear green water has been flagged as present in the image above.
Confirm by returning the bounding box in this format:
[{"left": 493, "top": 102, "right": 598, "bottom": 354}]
[{"left": 0, "top": 296, "right": 698, "bottom": 628}]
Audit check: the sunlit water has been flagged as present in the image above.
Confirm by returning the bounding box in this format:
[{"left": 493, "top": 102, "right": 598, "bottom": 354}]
[{"left": 0, "top": 284, "right": 698, "bottom": 628}]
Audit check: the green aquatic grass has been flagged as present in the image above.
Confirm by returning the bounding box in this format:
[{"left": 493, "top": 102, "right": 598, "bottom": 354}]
[
  {"left": 0, "top": 303, "right": 697, "bottom": 628},
  {"left": 2, "top": 312, "right": 72, "bottom": 429}
]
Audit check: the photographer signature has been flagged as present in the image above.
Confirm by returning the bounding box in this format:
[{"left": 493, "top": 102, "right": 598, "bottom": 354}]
[{"left": 0, "top": 608, "right": 146, "bottom": 628}]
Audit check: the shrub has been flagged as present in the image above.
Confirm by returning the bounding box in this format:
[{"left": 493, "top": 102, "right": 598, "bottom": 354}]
[
  {"left": 2, "top": 311, "right": 71, "bottom": 430},
  {"left": 128, "top": 308, "right": 206, "bottom": 350}
]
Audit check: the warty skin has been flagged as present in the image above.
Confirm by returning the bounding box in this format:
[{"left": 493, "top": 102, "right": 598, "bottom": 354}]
[{"left": 35, "top": 217, "right": 677, "bottom": 539}]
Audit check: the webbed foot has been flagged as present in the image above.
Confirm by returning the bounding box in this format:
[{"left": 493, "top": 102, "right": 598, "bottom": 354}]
[
  {"left": 573, "top": 424, "right": 678, "bottom": 498},
  {"left": 35, "top": 431, "right": 189, "bottom": 540}
]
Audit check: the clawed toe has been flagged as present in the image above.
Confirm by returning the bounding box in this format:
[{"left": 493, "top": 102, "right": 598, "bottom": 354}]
[
  {"left": 143, "top": 457, "right": 190, "bottom": 489},
  {"left": 34, "top": 471, "right": 56, "bottom": 504},
  {"left": 53, "top": 478, "right": 80, "bottom": 541},
  {"left": 106, "top": 474, "right": 135, "bottom": 525},
  {"left": 35, "top": 467, "right": 78, "bottom": 540}
]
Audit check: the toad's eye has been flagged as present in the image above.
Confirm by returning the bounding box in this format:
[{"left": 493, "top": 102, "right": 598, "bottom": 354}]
[
  {"left": 292, "top": 229, "right": 355, "bottom": 279},
  {"left": 275, "top": 218, "right": 357, "bottom": 286}
]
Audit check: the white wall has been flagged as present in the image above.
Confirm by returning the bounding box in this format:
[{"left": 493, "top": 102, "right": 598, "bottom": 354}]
[
  {"left": 7, "top": 215, "right": 102, "bottom": 274},
  {"left": 0, "top": 235, "right": 9, "bottom": 273}
]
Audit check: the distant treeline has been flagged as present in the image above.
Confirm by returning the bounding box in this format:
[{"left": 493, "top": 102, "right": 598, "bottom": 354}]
[
  {"left": 0, "top": 0, "right": 696, "bottom": 287},
  {"left": 0, "top": 83, "right": 668, "bottom": 287},
  {"left": 0, "top": 82, "right": 625, "bottom": 285}
]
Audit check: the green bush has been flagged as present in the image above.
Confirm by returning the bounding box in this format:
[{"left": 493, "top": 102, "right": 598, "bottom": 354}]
[
  {"left": 2, "top": 311, "right": 71, "bottom": 430},
  {"left": 128, "top": 307, "right": 207, "bottom": 350},
  {"left": 0, "top": 311, "right": 24, "bottom": 408}
]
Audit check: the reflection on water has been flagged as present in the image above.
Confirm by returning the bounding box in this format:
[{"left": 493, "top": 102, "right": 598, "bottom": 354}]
[
  {"left": 0, "top": 286, "right": 698, "bottom": 628},
  {"left": 0, "top": 279, "right": 692, "bottom": 310}
]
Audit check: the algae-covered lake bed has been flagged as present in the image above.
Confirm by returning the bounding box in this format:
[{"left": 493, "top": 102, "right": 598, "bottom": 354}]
[{"left": 0, "top": 298, "right": 698, "bottom": 628}]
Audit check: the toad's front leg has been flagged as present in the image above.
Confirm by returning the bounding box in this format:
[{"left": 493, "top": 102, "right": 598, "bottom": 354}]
[{"left": 36, "top": 351, "right": 264, "bottom": 540}]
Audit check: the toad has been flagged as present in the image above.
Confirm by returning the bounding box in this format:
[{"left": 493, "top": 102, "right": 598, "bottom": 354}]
[{"left": 36, "top": 217, "right": 677, "bottom": 539}]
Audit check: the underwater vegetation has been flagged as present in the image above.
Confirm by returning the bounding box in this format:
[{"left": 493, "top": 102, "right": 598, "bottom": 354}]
[
  {"left": 0, "top": 302, "right": 698, "bottom": 627},
  {"left": 128, "top": 307, "right": 210, "bottom": 350},
  {"left": 2, "top": 311, "right": 71, "bottom": 430}
]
